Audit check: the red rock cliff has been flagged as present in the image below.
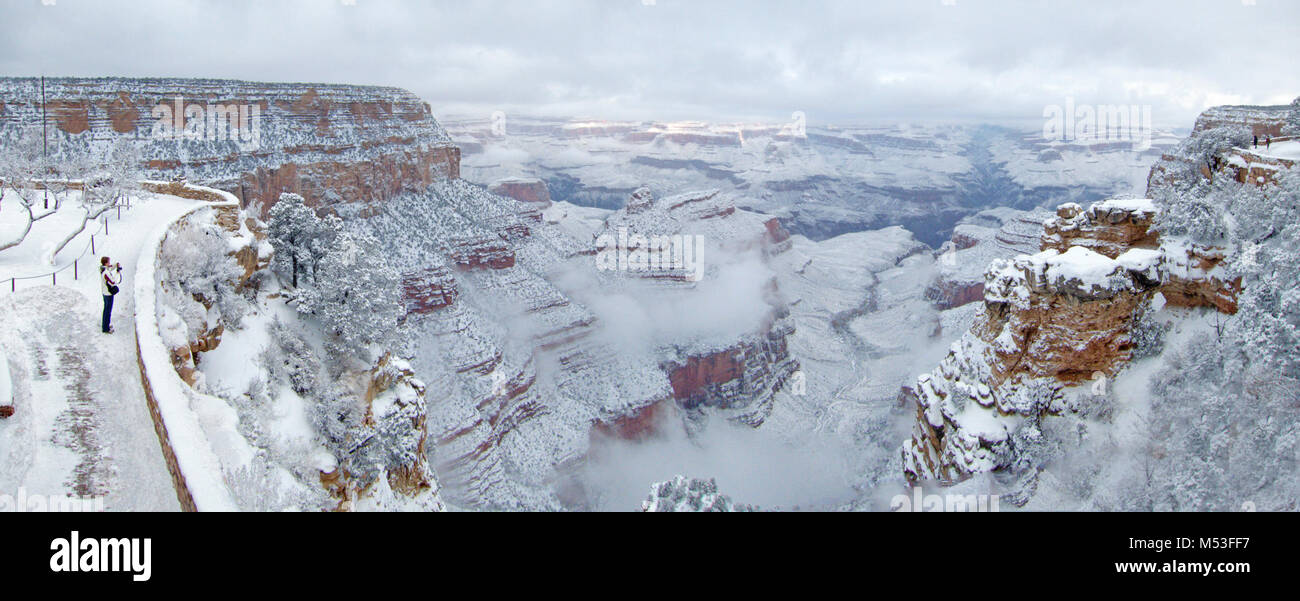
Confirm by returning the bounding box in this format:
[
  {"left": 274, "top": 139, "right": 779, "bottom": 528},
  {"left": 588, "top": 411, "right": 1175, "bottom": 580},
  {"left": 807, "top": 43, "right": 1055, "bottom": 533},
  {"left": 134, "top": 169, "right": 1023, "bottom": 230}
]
[{"left": 0, "top": 77, "right": 461, "bottom": 216}]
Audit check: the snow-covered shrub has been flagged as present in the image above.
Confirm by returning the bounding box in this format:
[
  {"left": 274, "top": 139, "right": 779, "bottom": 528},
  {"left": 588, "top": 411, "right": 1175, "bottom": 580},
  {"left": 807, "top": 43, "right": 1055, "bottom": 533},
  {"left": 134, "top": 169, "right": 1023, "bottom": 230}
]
[
  {"left": 1003, "top": 377, "right": 1065, "bottom": 417},
  {"left": 310, "top": 386, "right": 363, "bottom": 464},
  {"left": 1152, "top": 175, "right": 1229, "bottom": 244},
  {"left": 256, "top": 318, "right": 366, "bottom": 481},
  {"left": 223, "top": 452, "right": 330, "bottom": 512},
  {"left": 1073, "top": 392, "right": 1114, "bottom": 424},
  {"left": 259, "top": 318, "right": 360, "bottom": 463},
  {"left": 159, "top": 219, "right": 247, "bottom": 327},
  {"left": 264, "top": 319, "right": 321, "bottom": 395},
  {"left": 158, "top": 287, "right": 208, "bottom": 343},
  {"left": 1002, "top": 417, "right": 1062, "bottom": 474},
  {"left": 1129, "top": 301, "right": 1171, "bottom": 360},
  {"left": 349, "top": 392, "right": 425, "bottom": 488}
]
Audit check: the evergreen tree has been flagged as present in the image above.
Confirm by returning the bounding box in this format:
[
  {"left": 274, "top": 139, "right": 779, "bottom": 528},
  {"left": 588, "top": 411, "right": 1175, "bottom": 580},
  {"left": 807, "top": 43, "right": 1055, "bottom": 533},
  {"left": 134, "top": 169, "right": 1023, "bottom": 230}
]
[
  {"left": 267, "top": 193, "right": 332, "bottom": 288},
  {"left": 295, "top": 231, "right": 402, "bottom": 362},
  {"left": 1283, "top": 97, "right": 1300, "bottom": 137}
]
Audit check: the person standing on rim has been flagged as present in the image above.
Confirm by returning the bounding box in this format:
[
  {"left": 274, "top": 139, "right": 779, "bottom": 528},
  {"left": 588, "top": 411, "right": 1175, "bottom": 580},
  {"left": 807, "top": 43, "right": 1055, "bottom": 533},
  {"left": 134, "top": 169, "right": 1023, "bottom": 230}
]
[{"left": 100, "top": 257, "right": 122, "bottom": 334}]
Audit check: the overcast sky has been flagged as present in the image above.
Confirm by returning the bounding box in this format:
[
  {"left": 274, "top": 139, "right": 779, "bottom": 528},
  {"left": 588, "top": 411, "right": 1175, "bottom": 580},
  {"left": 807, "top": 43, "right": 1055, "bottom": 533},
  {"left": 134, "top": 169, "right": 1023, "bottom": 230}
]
[{"left": 2, "top": 0, "right": 1297, "bottom": 127}]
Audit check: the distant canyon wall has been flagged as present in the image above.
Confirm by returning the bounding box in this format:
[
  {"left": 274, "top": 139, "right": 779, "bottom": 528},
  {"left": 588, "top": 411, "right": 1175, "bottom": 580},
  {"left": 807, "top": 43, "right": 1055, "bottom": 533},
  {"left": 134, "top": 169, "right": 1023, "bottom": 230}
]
[{"left": 0, "top": 77, "right": 461, "bottom": 214}]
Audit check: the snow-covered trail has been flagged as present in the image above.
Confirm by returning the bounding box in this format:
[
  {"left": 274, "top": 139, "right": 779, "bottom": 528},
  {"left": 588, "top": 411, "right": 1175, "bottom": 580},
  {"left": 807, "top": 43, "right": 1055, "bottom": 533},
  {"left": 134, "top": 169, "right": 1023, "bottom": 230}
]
[
  {"left": 1241, "top": 139, "right": 1300, "bottom": 161},
  {"left": 0, "top": 193, "right": 204, "bottom": 511}
]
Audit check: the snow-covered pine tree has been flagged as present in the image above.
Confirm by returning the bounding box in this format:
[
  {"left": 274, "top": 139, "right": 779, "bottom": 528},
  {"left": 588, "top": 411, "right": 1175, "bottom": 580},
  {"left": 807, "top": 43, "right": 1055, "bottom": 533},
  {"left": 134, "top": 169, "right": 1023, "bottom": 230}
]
[
  {"left": 1283, "top": 96, "right": 1300, "bottom": 136},
  {"left": 267, "top": 192, "right": 334, "bottom": 288},
  {"left": 295, "top": 230, "right": 402, "bottom": 363},
  {"left": 641, "top": 476, "right": 756, "bottom": 512}
]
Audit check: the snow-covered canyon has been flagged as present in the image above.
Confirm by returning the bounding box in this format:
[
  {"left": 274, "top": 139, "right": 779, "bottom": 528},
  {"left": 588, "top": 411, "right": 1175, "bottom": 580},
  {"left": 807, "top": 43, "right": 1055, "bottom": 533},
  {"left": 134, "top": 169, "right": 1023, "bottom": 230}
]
[{"left": 2, "top": 76, "right": 1297, "bottom": 512}]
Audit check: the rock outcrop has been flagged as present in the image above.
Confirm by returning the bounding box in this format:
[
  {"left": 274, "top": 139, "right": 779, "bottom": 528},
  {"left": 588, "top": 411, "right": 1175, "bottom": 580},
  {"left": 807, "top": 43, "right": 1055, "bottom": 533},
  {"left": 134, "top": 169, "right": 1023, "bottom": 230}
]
[
  {"left": 400, "top": 266, "right": 459, "bottom": 315},
  {"left": 664, "top": 318, "right": 798, "bottom": 427},
  {"left": 324, "top": 355, "right": 445, "bottom": 512},
  {"left": 489, "top": 177, "right": 552, "bottom": 208},
  {"left": 1190, "top": 104, "right": 1292, "bottom": 137},
  {"left": 902, "top": 196, "right": 1238, "bottom": 485},
  {"left": 1040, "top": 199, "right": 1160, "bottom": 258}
]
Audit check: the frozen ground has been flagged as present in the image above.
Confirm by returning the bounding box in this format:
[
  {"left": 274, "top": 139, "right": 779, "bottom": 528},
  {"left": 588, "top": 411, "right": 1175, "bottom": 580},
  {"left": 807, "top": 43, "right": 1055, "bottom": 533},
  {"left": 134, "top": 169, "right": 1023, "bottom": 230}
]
[{"left": 0, "top": 191, "right": 203, "bottom": 511}]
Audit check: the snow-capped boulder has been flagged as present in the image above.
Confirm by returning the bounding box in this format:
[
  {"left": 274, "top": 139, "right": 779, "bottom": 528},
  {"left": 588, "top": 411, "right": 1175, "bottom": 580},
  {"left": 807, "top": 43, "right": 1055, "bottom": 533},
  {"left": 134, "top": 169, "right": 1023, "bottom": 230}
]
[{"left": 1041, "top": 198, "right": 1159, "bottom": 258}]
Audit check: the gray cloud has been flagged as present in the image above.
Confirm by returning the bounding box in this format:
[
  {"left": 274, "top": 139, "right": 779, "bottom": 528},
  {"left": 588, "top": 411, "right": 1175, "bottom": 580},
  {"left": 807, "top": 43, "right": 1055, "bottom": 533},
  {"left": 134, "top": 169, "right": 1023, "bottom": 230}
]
[{"left": 2, "top": 0, "right": 1297, "bottom": 127}]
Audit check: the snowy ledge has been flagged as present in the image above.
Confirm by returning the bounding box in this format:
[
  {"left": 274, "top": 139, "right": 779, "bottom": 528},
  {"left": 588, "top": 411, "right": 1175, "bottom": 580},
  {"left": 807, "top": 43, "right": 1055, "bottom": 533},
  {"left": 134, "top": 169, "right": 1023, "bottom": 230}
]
[
  {"left": 133, "top": 182, "right": 240, "bottom": 512},
  {"left": 986, "top": 245, "right": 1163, "bottom": 304}
]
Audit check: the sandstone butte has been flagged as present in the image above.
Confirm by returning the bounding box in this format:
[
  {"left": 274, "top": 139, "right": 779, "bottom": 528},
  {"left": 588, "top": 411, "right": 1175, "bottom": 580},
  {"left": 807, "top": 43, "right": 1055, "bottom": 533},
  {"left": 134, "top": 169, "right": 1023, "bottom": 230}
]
[{"left": 900, "top": 102, "right": 1294, "bottom": 486}]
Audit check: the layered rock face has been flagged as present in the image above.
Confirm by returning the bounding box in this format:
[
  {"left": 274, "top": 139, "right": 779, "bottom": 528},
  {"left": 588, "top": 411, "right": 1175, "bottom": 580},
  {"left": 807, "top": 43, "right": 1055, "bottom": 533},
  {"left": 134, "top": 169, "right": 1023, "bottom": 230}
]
[
  {"left": 664, "top": 318, "right": 798, "bottom": 427},
  {"left": 364, "top": 182, "right": 799, "bottom": 507},
  {"left": 1159, "top": 244, "right": 1240, "bottom": 314},
  {"left": 400, "top": 266, "right": 459, "bottom": 315},
  {"left": 0, "top": 77, "right": 460, "bottom": 214},
  {"left": 488, "top": 177, "right": 552, "bottom": 208},
  {"left": 1040, "top": 199, "right": 1159, "bottom": 257},
  {"left": 902, "top": 197, "right": 1236, "bottom": 484},
  {"left": 1190, "top": 104, "right": 1292, "bottom": 137}
]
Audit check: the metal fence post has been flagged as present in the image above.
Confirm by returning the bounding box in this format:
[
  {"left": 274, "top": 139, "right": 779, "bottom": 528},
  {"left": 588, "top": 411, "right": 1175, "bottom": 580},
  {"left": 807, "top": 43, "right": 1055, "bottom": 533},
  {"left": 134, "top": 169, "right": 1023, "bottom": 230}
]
[{"left": 74, "top": 259, "right": 78, "bottom": 281}]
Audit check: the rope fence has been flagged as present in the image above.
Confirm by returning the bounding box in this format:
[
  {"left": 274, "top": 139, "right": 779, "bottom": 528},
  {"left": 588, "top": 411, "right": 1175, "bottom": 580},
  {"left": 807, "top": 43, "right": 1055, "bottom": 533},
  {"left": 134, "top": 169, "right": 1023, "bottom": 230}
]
[{"left": 3, "top": 200, "right": 125, "bottom": 293}]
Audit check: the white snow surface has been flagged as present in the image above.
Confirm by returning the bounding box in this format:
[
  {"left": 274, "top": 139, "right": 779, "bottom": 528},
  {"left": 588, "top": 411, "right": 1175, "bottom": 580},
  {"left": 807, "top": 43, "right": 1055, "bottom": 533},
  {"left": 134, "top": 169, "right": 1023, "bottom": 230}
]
[
  {"left": 1239, "top": 140, "right": 1300, "bottom": 161},
  {"left": 0, "top": 188, "right": 214, "bottom": 511},
  {"left": 1042, "top": 247, "right": 1126, "bottom": 288},
  {"left": 1092, "top": 197, "right": 1157, "bottom": 215}
]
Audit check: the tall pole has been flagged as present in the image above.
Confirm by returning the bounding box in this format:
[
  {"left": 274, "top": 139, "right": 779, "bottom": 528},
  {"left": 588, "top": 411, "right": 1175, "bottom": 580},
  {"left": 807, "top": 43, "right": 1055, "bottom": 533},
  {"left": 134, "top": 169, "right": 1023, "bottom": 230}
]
[{"left": 41, "top": 75, "right": 48, "bottom": 209}]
